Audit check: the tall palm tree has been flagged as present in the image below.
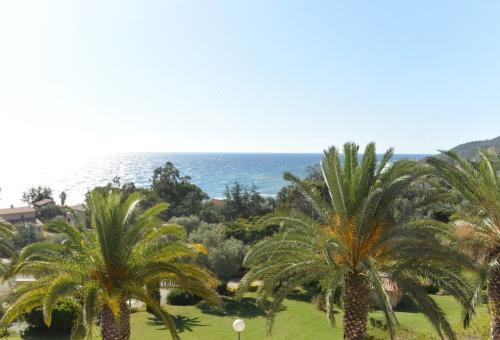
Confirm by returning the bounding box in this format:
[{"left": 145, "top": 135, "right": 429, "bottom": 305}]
[
  {"left": 1, "top": 190, "right": 220, "bottom": 340},
  {"left": 238, "top": 142, "right": 474, "bottom": 339},
  {"left": 427, "top": 150, "right": 500, "bottom": 339}
]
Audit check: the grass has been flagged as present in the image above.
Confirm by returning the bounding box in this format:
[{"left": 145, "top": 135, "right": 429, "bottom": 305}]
[
  {"left": 7, "top": 294, "right": 490, "bottom": 339},
  {"left": 130, "top": 295, "right": 343, "bottom": 340}
]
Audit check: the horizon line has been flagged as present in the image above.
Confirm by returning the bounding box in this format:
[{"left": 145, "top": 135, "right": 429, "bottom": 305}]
[{"left": 108, "top": 150, "right": 439, "bottom": 155}]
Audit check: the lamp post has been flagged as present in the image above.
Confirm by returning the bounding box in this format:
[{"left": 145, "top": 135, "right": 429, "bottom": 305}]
[{"left": 232, "top": 319, "right": 245, "bottom": 340}]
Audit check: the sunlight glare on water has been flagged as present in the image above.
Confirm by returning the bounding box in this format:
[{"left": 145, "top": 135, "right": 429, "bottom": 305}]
[{"left": 0, "top": 152, "right": 427, "bottom": 208}]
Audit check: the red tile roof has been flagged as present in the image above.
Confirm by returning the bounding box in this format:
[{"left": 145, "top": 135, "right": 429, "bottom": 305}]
[
  {"left": 211, "top": 199, "right": 226, "bottom": 207},
  {"left": 380, "top": 274, "right": 399, "bottom": 292},
  {"left": 33, "top": 198, "right": 54, "bottom": 207}
]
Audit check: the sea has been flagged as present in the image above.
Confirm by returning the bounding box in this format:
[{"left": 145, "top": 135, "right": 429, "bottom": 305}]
[{"left": 0, "top": 153, "right": 430, "bottom": 207}]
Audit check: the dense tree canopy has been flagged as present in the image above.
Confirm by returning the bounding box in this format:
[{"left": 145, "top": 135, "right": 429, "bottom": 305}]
[
  {"left": 21, "top": 186, "right": 53, "bottom": 206},
  {"left": 221, "top": 182, "right": 274, "bottom": 220},
  {"left": 152, "top": 162, "right": 208, "bottom": 219}
]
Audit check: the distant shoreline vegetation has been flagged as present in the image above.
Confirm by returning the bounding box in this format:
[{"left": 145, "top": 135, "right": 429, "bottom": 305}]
[{"left": 1, "top": 153, "right": 433, "bottom": 207}]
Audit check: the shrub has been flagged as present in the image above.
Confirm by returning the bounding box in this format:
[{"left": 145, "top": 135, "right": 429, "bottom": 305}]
[
  {"left": 394, "top": 294, "right": 419, "bottom": 312},
  {"left": 199, "top": 204, "right": 225, "bottom": 224},
  {"left": 424, "top": 284, "right": 440, "bottom": 294},
  {"left": 189, "top": 224, "right": 246, "bottom": 280},
  {"left": 303, "top": 281, "right": 322, "bottom": 294},
  {"left": 224, "top": 218, "right": 279, "bottom": 245},
  {"left": 24, "top": 300, "right": 79, "bottom": 333},
  {"left": 169, "top": 215, "right": 202, "bottom": 235},
  {"left": 14, "top": 223, "right": 43, "bottom": 249},
  {"left": 166, "top": 288, "right": 200, "bottom": 306},
  {"left": 248, "top": 281, "right": 262, "bottom": 292},
  {"left": 369, "top": 317, "right": 387, "bottom": 330},
  {"left": 217, "top": 283, "right": 233, "bottom": 296},
  {"left": 39, "top": 205, "right": 64, "bottom": 220}
]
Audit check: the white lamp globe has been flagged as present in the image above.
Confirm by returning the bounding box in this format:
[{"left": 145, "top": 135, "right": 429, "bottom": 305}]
[{"left": 233, "top": 319, "right": 245, "bottom": 332}]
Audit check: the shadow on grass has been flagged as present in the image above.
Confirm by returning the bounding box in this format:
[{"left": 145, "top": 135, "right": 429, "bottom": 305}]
[
  {"left": 197, "top": 296, "right": 285, "bottom": 318},
  {"left": 147, "top": 315, "right": 209, "bottom": 333},
  {"left": 393, "top": 295, "right": 420, "bottom": 313},
  {"left": 286, "top": 289, "right": 316, "bottom": 302},
  {"left": 20, "top": 329, "right": 70, "bottom": 340}
]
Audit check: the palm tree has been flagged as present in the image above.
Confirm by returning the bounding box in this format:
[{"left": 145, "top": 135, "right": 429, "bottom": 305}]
[
  {"left": 427, "top": 150, "right": 500, "bottom": 339},
  {"left": 238, "top": 142, "right": 474, "bottom": 339},
  {"left": 0, "top": 220, "right": 17, "bottom": 274},
  {"left": 1, "top": 190, "right": 221, "bottom": 340}
]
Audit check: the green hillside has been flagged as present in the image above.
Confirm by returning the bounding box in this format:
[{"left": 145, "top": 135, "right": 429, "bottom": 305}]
[{"left": 449, "top": 135, "right": 500, "bottom": 159}]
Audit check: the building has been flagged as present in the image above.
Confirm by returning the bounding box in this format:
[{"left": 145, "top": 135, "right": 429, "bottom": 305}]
[
  {"left": 0, "top": 206, "right": 36, "bottom": 224},
  {"left": 33, "top": 198, "right": 55, "bottom": 209},
  {"left": 66, "top": 203, "right": 87, "bottom": 225},
  {"left": 0, "top": 206, "right": 45, "bottom": 235},
  {"left": 210, "top": 198, "right": 226, "bottom": 207}
]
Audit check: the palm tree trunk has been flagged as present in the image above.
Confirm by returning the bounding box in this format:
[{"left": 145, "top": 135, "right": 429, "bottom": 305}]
[
  {"left": 488, "top": 264, "right": 500, "bottom": 340},
  {"left": 342, "top": 272, "right": 370, "bottom": 340},
  {"left": 101, "top": 302, "right": 131, "bottom": 340}
]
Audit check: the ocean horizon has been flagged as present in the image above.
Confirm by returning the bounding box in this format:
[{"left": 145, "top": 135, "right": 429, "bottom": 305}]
[{"left": 0, "top": 152, "right": 432, "bottom": 207}]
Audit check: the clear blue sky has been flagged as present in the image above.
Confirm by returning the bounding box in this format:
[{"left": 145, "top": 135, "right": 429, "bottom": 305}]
[{"left": 1, "top": 0, "right": 499, "bottom": 155}]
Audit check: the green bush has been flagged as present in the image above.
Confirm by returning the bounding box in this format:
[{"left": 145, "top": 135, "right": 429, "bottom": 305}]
[
  {"left": 169, "top": 215, "right": 202, "bottom": 234},
  {"left": 24, "top": 300, "right": 79, "bottom": 333},
  {"left": 424, "top": 284, "right": 440, "bottom": 294},
  {"left": 217, "top": 283, "right": 233, "bottom": 296},
  {"left": 224, "top": 218, "right": 278, "bottom": 245},
  {"left": 394, "top": 294, "right": 419, "bottom": 312},
  {"left": 166, "top": 288, "right": 200, "bottom": 306},
  {"left": 40, "top": 205, "right": 64, "bottom": 220},
  {"left": 189, "top": 223, "right": 247, "bottom": 280},
  {"left": 199, "top": 204, "right": 225, "bottom": 224},
  {"left": 14, "top": 223, "right": 44, "bottom": 249},
  {"left": 247, "top": 281, "right": 262, "bottom": 292},
  {"left": 369, "top": 317, "right": 387, "bottom": 330}
]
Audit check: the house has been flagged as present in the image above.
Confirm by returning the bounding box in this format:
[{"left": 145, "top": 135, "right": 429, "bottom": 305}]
[
  {"left": 33, "top": 198, "right": 55, "bottom": 210},
  {"left": 0, "top": 206, "right": 36, "bottom": 224},
  {"left": 210, "top": 198, "right": 226, "bottom": 207},
  {"left": 66, "top": 203, "right": 87, "bottom": 225},
  {"left": 0, "top": 206, "right": 45, "bottom": 237}
]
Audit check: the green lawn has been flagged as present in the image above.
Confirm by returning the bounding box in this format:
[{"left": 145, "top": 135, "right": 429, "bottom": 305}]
[
  {"left": 8, "top": 294, "right": 490, "bottom": 340},
  {"left": 130, "top": 295, "right": 343, "bottom": 340}
]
